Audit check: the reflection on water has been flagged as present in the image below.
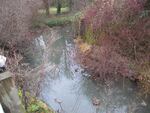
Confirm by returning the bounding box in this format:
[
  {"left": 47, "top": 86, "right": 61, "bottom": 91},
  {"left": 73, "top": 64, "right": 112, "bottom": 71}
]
[{"left": 30, "top": 26, "right": 150, "bottom": 113}]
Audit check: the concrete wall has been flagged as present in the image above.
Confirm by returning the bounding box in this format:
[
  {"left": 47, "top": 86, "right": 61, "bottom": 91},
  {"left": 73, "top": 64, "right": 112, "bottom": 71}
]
[{"left": 0, "top": 72, "right": 25, "bottom": 113}]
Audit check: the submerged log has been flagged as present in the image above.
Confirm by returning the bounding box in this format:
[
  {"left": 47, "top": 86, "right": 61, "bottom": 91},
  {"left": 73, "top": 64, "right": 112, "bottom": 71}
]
[{"left": 0, "top": 72, "right": 25, "bottom": 113}]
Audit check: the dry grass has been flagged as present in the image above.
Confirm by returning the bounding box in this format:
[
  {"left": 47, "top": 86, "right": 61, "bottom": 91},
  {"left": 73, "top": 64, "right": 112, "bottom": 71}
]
[{"left": 74, "top": 37, "right": 91, "bottom": 53}]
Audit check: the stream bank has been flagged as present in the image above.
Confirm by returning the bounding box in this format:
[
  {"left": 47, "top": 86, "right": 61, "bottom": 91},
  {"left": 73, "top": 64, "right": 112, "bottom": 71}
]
[{"left": 75, "top": 0, "right": 150, "bottom": 98}]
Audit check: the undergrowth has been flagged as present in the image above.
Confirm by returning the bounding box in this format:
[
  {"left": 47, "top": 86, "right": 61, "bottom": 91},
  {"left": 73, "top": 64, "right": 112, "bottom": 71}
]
[{"left": 18, "top": 89, "right": 55, "bottom": 113}]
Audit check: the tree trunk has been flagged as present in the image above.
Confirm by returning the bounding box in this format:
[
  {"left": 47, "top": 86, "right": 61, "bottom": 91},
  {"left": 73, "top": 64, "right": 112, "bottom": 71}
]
[
  {"left": 57, "top": 0, "right": 61, "bottom": 14},
  {"left": 69, "top": 0, "right": 73, "bottom": 12},
  {"left": 43, "top": 0, "right": 50, "bottom": 16},
  {"left": 145, "top": 0, "right": 150, "bottom": 10}
]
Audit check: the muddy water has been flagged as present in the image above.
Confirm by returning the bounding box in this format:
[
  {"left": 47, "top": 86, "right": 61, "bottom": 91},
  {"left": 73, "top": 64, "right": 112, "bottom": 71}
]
[{"left": 30, "top": 26, "right": 150, "bottom": 113}]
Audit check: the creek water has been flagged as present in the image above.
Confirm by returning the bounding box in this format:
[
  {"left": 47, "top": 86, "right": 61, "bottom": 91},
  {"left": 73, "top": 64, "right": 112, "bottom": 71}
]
[{"left": 28, "top": 26, "right": 150, "bottom": 113}]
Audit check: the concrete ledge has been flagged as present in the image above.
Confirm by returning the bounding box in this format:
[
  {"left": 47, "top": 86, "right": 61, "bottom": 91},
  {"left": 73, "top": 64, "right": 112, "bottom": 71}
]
[{"left": 0, "top": 72, "right": 12, "bottom": 81}]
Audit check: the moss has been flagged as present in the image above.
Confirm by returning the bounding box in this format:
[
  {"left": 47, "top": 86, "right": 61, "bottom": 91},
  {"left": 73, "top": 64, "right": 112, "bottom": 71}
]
[
  {"left": 18, "top": 89, "right": 55, "bottom": 113},
  {"left": 27, "top": 100, "right": 54, "bottom": 113}
]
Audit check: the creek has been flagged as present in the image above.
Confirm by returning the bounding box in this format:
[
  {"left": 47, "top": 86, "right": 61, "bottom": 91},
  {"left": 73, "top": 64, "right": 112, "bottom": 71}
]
[{"left": 26, "top": 26, "right": 150, "bottom": 113}]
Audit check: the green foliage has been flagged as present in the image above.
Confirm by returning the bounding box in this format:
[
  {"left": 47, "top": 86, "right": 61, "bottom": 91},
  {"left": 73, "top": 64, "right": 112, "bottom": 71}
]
[
  {"left": 18, "top": 90, "right": 54, "bottom": 113},
  {"left": 27, "top": 101, "right": 54, "bottom": 113},
  {"left": 82, "top": 26, "right": 95, "bottom": 44},
  {"left": 39, "top": 7, "right": 69, "bottom": 15},
  {"left": 31, "top": 20, "right": 45, "bottom": 29},
  {"left": 18, "top": 89, "right": 23, "bottom": 98},
  {"left": 34, "top": 9, "right": 82, "bottom": 28},
  {"left": 28, "top": 104, "right": 40, "bottom": 112},
  {"left": 46, "top": 16, "right": 72, "bottom": 27},
  {"left": 45, "top": 12, "right": 82, "bottom": 27}
]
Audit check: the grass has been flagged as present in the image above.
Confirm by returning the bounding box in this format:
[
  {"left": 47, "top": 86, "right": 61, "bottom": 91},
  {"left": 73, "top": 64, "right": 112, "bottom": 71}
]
[
  {"left": 82, "top": 26, "right": 96, "bottom": 44},
  {"left": 32, "top": 12, "right": 82, "bottom": 27},
  {"left": 32, "top": 10, "right": 82, "bottom": 28},
  {"left": 45, "top": 16, "right": 73, "bottom": 27},
  {"left": 38, "top": 7, "right": 69, "bottom": 15},
  {"left": 45, "top": 13, "right": 81, "bottom": 27},
  {"left": 44, "top": 12, "right": 82, "bottom": 27},
  {"left": 27, "top": 100, "right": 55, "bottom": 113}
]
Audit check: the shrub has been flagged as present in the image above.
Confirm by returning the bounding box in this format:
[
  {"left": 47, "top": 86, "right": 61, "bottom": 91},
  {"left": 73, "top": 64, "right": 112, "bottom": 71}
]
[{"left": 79, "top": 0, "right": 149, "bottom": 79}]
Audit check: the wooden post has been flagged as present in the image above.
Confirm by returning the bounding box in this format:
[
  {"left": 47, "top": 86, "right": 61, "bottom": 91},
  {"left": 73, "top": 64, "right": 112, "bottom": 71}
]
[{"left": 0, "top": 72, "right": 25, "bottom": 113}]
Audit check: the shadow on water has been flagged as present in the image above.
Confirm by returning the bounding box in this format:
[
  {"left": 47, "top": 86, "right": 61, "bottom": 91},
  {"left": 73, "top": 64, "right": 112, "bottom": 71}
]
[{"left": 26, "top": 25, "right": 150, "bottom": 113}]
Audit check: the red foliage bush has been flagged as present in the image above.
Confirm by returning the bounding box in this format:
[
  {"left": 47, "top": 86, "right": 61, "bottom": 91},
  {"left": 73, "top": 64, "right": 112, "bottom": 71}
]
[
  {"left": 84, "top": 0, "right": 145, "bottom": 30},
  {"left": 80, "top": 0, "right": 150, "bottom": 80}
]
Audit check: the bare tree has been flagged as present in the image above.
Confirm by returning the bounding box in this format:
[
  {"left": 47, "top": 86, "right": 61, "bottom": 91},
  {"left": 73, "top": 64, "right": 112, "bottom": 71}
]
[
  {"left": 72, "top": 0, "right": 92, "bottom": 11},
  {"left": 42, "top": 0, "right": 50, "bottom": 16}
]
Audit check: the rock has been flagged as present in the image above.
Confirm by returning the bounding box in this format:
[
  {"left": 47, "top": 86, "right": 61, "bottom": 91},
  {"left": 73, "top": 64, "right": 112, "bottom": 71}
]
[
  {"left": 35, "top": 35, "right": 46, "bottom": 49},
  {"left": 81, "top": 69, "right": 86, "bottom": 74},
  {"left": 75, "top": 68, "right": 78, "bottom": 72},
  {"left": 0, "top": 55, "right": 6, "bottom": 72},
  {"left": 92, "top": 97, "right": 101, "bottom": 106},
  {"left": 141, "top": 100, "right": 147, "bottom": 107},
  {"left": 54, "top": 98, "right": 63, "bottom": 104},
  {"left": 0, "top": 55, "right": 6, "bottom": 68}
]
